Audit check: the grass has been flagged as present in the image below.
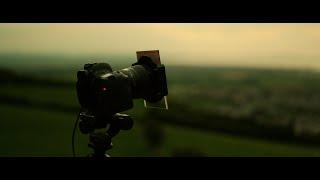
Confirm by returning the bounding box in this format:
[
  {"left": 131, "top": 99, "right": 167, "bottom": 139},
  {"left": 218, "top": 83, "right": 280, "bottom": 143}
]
[
  {"left": 1, "top": 104, "right": 320, "bottom": 157},
  {"left": 0, "top": 84, "right": 77, "bottom": 107},
  {"left": 163, "top": 124, "right": 320, "bottom": 156}
]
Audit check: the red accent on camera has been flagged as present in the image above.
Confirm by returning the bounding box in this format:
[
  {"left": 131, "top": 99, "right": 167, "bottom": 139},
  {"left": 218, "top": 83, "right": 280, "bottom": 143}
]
[{"left": 101, "top": 86, "right": 107, "bottom": 91}]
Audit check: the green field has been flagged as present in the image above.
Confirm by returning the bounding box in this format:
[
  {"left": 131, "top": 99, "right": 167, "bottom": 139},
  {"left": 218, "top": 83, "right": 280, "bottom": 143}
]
[
  {"left": 1, "top": 55, "right": 320, "bottom": 156},
  {"left": 2, "top": 104, "right": 320, "bottom": 157}
]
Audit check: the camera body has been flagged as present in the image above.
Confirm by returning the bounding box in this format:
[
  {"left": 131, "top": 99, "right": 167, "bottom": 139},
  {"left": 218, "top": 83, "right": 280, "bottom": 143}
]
[
  {"left": 76, "top": 56, "right": 168, "bottom": 120},
  {"left": 74, "top": 53, "right": 168, "bottom": 156}
]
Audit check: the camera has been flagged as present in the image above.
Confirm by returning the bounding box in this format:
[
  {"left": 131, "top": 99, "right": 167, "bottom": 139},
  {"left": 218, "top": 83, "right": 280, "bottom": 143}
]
[
  {"left": 76, "top": 55, "right": 168, "bottom": 132},
  {"left": 73, "top": 51, "right": 168, "bottom": 157}
]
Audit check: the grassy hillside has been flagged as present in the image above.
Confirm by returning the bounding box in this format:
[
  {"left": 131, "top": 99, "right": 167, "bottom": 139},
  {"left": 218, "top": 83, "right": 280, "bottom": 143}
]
[
  {"left": 1, "top": 55, "right": 320, "bottom": 156},
  {"left": 2, "top": 104, "right": 320, "bottom": 157}
]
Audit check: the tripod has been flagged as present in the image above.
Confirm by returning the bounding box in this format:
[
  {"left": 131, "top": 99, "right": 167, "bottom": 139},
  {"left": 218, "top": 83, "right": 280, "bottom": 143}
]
[{"left": 77, "top": 111, "right": 133, "bottom": 158}]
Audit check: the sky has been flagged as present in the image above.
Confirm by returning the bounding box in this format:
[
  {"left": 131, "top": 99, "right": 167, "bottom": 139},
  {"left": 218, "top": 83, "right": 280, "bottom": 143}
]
[{"left": 0, "top": 23, "right": 320, "bottom": 70}]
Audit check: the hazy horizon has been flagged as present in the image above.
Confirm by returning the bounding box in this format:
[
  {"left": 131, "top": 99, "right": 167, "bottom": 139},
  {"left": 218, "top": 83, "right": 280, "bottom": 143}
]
[{"left": 1, "top": 23, "right": 320, "bottom": 70}]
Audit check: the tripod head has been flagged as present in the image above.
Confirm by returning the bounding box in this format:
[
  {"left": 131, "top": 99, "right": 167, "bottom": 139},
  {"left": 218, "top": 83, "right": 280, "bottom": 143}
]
[{"left": 78, "top": 111, "right": 133, "bottom": 157}]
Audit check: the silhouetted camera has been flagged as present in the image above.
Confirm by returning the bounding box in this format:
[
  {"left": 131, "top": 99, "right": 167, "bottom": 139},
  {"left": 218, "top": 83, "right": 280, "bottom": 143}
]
[{"left": 76, "top": 56, "right": 168, "bottom": 128}]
